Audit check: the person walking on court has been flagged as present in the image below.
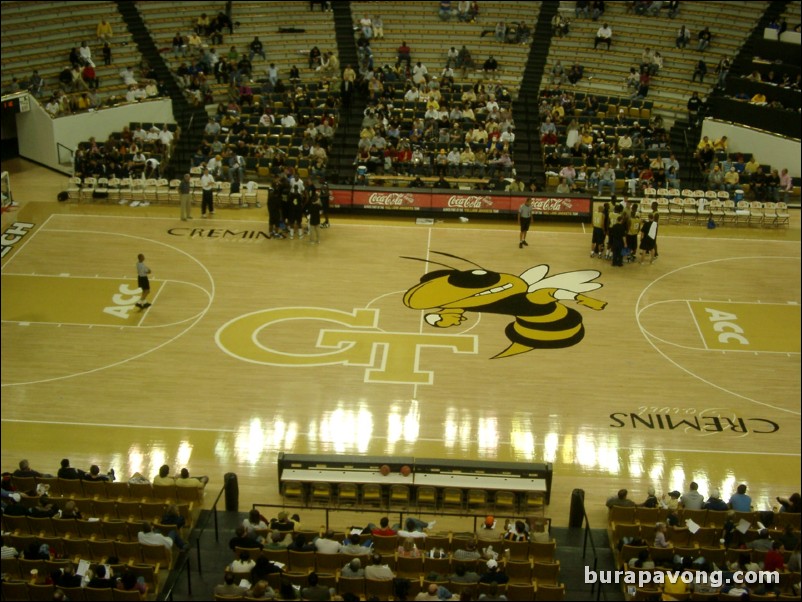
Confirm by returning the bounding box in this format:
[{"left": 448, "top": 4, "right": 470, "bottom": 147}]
[
  {"left": 179, "top": 173, "right": 192, "bottom": 221},
  {"left": 136, "top": 254, "right": 152, "bottom": 309},
  {"left": 308, "top": 191, "right": 322, "bottom": 244},
  {"left": 518, "top": 197, "right": 533, "bottom": 248},
  {"left": 200, "top": 167, "right": 215, "bottom": 218}
]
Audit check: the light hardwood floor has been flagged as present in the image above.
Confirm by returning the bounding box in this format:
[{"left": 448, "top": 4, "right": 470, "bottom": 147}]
[{"left": 1, "top": 159, "right": 799, "bottom": 529}]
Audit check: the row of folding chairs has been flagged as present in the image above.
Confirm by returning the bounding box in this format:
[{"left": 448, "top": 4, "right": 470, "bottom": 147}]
[
  {"left": 612, "top": 521, "right": 769, "bottom": 549},
  {"left": 619, "top": 543, "right": 796, "bottom": 570},
  {"left": 251, "top": 538, "right": 556, "bottom": 569},
  {"left": 1, "top": 540, "right": 170, "bottom": 577},
  {"left": 65, "top": 176, "right": 259, "bottom": 207},
  {"left": 2, "top": 579, "right": 154, "bottom": 602},
  {"left": 10, "top": 475, "right": 204, "bottom": 505},
  {"left": 214, "top": 571, "right": 566, "bottom": 601},
  {"left": 281, "top": 480, "right": 545, "bottom": 514},
  {"left": 2, "top": 506, "right": 193, "bottom": 538},
  {"left": 608, "top": 505, "right": 799, "bottom": 530}
]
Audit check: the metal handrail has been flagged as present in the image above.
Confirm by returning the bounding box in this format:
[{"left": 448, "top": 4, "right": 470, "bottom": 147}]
[{"left": 582, "top": 507, "right": 607, "bottom": 601}]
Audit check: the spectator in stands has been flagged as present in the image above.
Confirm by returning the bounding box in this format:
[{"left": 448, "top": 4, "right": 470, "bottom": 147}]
[
  {"left": 453, "top": 539, "right": 481, "bottom": 562},
  {"left": 704, "top": 488, "right": 729, "bottom": 511},
  {"left": 78, "top": 41, "right": 94, "bottom": 67},
  {"left": 288, "top": 533, "right": 317, "bottom": 552},
  {"left": 230, "top": 525, "right": 264, "bottom": 551},
  {"left": 172, "top": 32, "right": 186, "bottom": 57},
  {"left": 87, "top": 564, "right": 116, "bottom": 588},
  {"left": 195, "top": 12, "right": 210, "bottom": 36},
  {"left": 341, "top": 557, "right": 365, "bottom": 578},
  {"left": 245, "top": 36, "right": 265, "bottom": 64},
  {"left": 187, "top": 31, "right": 202, "bottom": 54},
  {"left": 215, "top": 572, "right": 247, "bottom": 597},
  {"left": 176, "top": 467, "right": 207, "bottom": 488},
  {"left": 494, "top": 21, "right": 506, "bottom": 42},
  {"left": 96, "top": 18, "right": 113, "bottom": 42},
  {"left": 676, "top": 25, "right": 691, "bottom": 49},
  {"left": 687, "top": 91, "right": 701, "bottom": 123},
  {"left": 138, "top": 521, "right": 189, "bottom": 552},
  {"left": 551, "top": 13, "right": 569, "bottom": 38},
  {"left": 592, "top": 0, "right": 605, "bottom": 20},
  {"left": 153, "top": 464, "right": 174, "bottom": 486},
  {"left": 412, "top": 61, "right": 429, "bottom": 85},
  {"left": 480, "top": 559, "right": 508, "bottom": 584},
  {"left": 365, "top": 554, "right": 395, "bottom": 580},
  {"left": 697, "top": 26, "right": 712, "bottom": 52},
  {"left": 594, "top": 23, "right": 612, "bottom": 50},
  {"left": 57, "top": 458, "right": 84, "bottom": 480},
  {"left": 779, "top": 168, "right": 794, "bottom": 203},
  {"left": 607, "top": 488, "right": 636, "bottom": 508},
  {"left": 262, "top": 529, "right": 288, "bottom": 550},
  {"left": 230, "top": 551, "right": 256, "bottom": 573},
  {"left": 667, "top": 0, "right": 679, "bottom": 17},
  {"left": 314, "top": 530, "right": 342, "bottom": 554},
  {"left": 341, "top": 533, "right": 371, "bottom": 555},
  {"left": 653, "top": 522, "right": 670, "bottom": 548},
  {"left": 680, "top": 482, "right": 704, "bottom": 510},
  {"left": 692, "top": 59, "right": 707, "bottom": 83},
  {"left": 483, "top": 56, "right": 498, "bottom": 74},
  {"left": 777, "top": 492, "right": 802, "bottom": 513},
  {"left": 242, "top": 510, "right": 268, "bottom": 543},
  {"left": 597, "top": 163, "right": 616, "bottom": 196},
  {"left": 568, "top": 62, "right": 583, "bottom": 84},
  {"left": 14, "top": 459, "right": 47, "bottom": 479},
  {"left": 120, "top": 66, "right": 137, "bottom": 86},
  {"left": 722, "top": 166, "right": 739, "bottom": 193},
  {"left": 83, "top": 464, "right": 114, "bottom": 482},
  {"left": 707, "top": 165, "right": 724, "bottom": 191}
]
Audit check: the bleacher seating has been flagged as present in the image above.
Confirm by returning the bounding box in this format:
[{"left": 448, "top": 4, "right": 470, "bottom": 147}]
[
  {"left": 607, "top": 503, "right": 802, "bottom": 599},
  {"left": 1, "top": 1, "right": 148, "bottom": 112},
  {"left": 546, "top": 1, "right": 767, "bottom": 123}
]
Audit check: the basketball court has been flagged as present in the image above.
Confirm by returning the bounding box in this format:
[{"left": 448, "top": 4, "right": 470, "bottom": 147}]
[{"left": 1, "top": 160, "right": 800, "bottom": 527}]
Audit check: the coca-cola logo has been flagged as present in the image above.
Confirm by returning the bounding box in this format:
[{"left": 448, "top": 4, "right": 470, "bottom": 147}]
[
  {"left": 367, "top": 192, "right": 415, "bottom": 206},
  {"left": 446, "top": 195, "right": 494, "bottom": 208},
  {"left": 531, "top": 198, "right": 570, "bottom": 211}
]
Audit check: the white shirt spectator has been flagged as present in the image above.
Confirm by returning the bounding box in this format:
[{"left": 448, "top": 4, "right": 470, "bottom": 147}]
[
  {"left": 120, "top": 67, "right": 137, "bottom": 86},
  {"left": 314, "top": 537, "right": 342, "bottom": 554},
  {"left": 404, "top": 87, "right": 420, "bottom": 102},
  {"left": 281, "top": 114, "right": 297, "bottom": 128},
  {"left": 79, "top": 45, "right": 93, "bottom": 67},
  {"left": 205, "top": 120, "right": 221, "bottom": 136},
  {"left": 597, "top": 25, "right": 612, "bottom": 40},
  {"left": 159, "top": 128, "right": 175, "bottom": 146},
  {"left": 412, "top": 63, "right": 428, "bottom": 85},
  {"left": 46, "top": 100, "right": 61, "bottom": 116},
  {"left": 138, "top": 530, "right": 173, "bottom": 550},
  {"left": 146, "top": 127, "right": 161, "bottom": 142}
]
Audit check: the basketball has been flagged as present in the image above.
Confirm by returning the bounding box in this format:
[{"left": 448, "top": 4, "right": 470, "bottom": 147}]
[
  {"left": 400, "top": 465, "right": 412, "bottom": 476},
  {"left": 380, "top": 464, "right": 391, "bottom": 476}
]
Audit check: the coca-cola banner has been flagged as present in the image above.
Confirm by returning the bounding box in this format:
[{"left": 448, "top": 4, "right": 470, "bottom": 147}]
[
  {"left": 511, "top": 196, "right": 591, "bottom": 216},
  {"left": 331, "top": 189, "right": 591, "bottom": 216}
]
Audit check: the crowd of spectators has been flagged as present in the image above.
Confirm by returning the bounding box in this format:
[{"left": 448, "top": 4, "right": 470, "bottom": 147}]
[{"left": 349, "top": 23, "right": 525, "bottom": 186}]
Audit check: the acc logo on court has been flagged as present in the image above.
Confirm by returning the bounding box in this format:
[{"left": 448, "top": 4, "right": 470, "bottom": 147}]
[{"left": 215, "top": 307, "right": 477, "bottom": 385}]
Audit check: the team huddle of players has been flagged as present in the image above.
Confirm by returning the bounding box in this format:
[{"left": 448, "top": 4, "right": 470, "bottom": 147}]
[{"left": 590, "top": 196, "right": 658, "bottom": 267}]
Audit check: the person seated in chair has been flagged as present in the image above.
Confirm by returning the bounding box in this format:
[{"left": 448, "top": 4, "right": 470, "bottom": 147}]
[{"left": 175, "top": 468, "right": 207, "bottom": 488}]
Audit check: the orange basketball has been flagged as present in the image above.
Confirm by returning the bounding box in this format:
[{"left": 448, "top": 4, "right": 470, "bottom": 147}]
[
  {"left": 380, "top": 464, "right": 391, "bottom": 476},
  {"left": 400, "top": 465, "right": 412, "bottom": 476}
]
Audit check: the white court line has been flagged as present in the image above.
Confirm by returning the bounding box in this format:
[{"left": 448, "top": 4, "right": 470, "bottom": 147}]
[
  {"left": 41, "top": 212, "right": 802, "bottom": 242},
  {"left": 2, "top": 229, "right": 216, "bottom": 388},
  {"left": 2, "top": 418, "right": 799, "bottom": 456},
  {"left": 635, "top": 255, "right": 801, "bottom": 416},
  {"left": 687, "top": 299, "right": 709, "bottom": 351}
]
